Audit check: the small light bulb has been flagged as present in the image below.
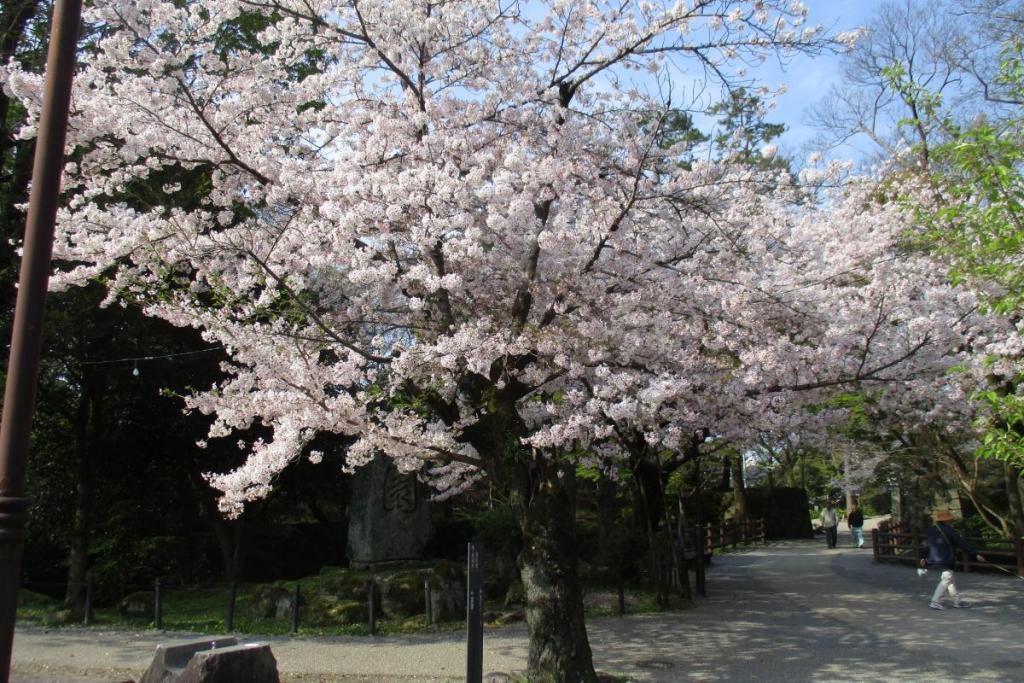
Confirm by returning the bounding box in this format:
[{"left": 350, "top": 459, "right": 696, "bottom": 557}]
[{"left": 132, "top": 365, "right": 140, "bottom": 377}]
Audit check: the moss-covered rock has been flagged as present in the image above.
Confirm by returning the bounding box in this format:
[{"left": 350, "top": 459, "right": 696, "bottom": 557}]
[
  {"left": 318, "top": 565, "right": 346, "bottom": 578},
  {"left": 318, "top": 569, "right": 369, "bottom": 600},
  {"left": 504, "top": 579, "right": 525, "bottom": 607},
  {"left": 430, "top": 559, "right": 464, "bottom": 582},
  {"left": 118, "top": 591, "right": 155, "bottom": 619},
  {"left": 380, "top": 571, "right": 425, "bottom": 617},
  {"left": 18, "top": 589, "right": 58, "bottom": 607},
  {"left": 304, "top": 594, "right": 367, "bottom": 626},
  {"left": 247, "top": 584, "right": 293, "bottom": 620},
  {"left": 42, "top": 609, "right": 83, "bottom": 626}
]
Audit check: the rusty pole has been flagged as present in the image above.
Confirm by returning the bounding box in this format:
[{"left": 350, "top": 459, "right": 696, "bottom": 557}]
[{"left": 0, "top": 0, "right": 83, "bottom": 678}]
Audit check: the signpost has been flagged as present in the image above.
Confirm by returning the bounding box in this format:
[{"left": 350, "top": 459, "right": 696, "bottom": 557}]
[{"left": 466, "top": 542, "right": 483, "bottom": 683}]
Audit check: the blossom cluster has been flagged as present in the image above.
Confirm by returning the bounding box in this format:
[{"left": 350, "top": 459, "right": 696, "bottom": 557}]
[{"left": 3, "top": 0, "right": 1009, "bottom": 510}]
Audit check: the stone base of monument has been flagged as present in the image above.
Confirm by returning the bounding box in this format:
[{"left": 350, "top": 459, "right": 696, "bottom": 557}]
[{"left": 139, "top": 637, "right": 279, "bottom": 683}]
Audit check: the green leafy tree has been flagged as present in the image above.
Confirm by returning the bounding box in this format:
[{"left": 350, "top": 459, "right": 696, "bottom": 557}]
[{"left": 709, "top": 87, "right": 788, "bottom": 170}]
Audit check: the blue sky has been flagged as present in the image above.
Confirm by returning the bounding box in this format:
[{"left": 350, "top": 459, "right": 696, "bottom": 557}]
[{"left": 755, "top": 0, "right": 884, "bottom": 161}]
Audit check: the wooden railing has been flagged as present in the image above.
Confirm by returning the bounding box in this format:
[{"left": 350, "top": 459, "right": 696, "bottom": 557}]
[
  {"left": 872, "top": 521, "right": 1020, "bottom": 574},
  {"left": 699, "top": 518, "right": 767, "bottom": 553}
]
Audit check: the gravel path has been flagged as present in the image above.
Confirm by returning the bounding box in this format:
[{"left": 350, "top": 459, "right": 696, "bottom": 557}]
[{"left": 12, "top": 522, "right": 1024, "bottom": 682}]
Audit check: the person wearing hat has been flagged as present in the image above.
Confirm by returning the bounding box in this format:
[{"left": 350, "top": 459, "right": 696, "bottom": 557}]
[{"left": 919, "top": 509, "right": 986, "bottom": 610}]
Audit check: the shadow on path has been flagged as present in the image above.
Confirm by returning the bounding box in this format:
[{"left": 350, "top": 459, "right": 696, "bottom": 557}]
[
  {"left": 12, "top": 530, "right": 1024, "bottom": 682},
  {"left": 588, "top": 533, "right": 1024, "bottom": 682}
]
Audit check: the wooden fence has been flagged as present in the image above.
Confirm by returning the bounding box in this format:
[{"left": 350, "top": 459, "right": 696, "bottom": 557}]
[{"left": 872, "top": 521, "right": 1020, "bottom": 574}]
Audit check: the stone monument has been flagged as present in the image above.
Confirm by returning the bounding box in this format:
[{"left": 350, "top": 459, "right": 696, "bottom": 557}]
[{"left": 347, "top": 454, "right": 433, "bottom": 566}]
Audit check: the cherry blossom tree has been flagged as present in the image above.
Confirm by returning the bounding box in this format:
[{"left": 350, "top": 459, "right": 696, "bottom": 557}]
[{"left": 4, "top": 1, "right": 1009, "bottom": 679}]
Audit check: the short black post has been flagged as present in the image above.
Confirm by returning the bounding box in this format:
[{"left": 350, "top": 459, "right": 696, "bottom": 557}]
[
  {"left": 290, "top": 584, "right": 300, "bottom": 634},
  {"left": 226, "top": 581, "right": 238, "bottom": 631},
  {"left": 424, "top": 580, "right": 433, "bottom": 626},
  {"left": 83, "top": 578, "right": 93, "bottom": 626},
  {"left": 466, "top": 541, "right": 483, "bottom": 683},
  {"left": 154, "top": 579, "right": 163, "bottom": 629},
  {"left": 617, "top": 574, "right": 626, "bottom": 615},
  {"left": 695, "top": 526, "right": 707, "bottom": 598},
  {"left": 367, "top": 580, "right": 376, "bottom": 636}
]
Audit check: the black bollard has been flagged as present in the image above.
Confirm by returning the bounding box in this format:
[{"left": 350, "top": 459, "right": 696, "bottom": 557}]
[
  {"left": 424, "top": 579, "right": 433, "bottom": 626},
  {"left": 695, "top": 525, "right": 707, "bottom": 598},
  {"left": 83, "top": 578, "right": 93, "bottom": 626},
  {"left": 367, "top": 579, "right": 377, "bottom": 636},
  {"left": 226, "top": 581, "right": 238, "bottom": 632},
  {"left": 617, "top": 574, "right": 626, "bottom": 615},
  {"left": 291, "top": 584, "right": 300, "bottom": 634},
  {"left": 154, "top": 579, "right": 163, "bottom": 629}
]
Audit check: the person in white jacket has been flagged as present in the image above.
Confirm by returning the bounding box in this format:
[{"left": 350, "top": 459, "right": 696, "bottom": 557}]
[{"left": 821, "top": 503, "right": 839, "bottom": 549}]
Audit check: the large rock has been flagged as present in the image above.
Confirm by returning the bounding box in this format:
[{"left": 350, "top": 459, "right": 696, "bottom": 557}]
[
  {"left": 347, "top": 455, "right": 433, "bottom": 565},
  {"left": 177, "top": 643, "right": 279, "bottom": 683}
]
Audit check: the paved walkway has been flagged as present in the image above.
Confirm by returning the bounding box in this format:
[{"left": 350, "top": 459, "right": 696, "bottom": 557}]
[{"left": 12, "top": 527, "right": 1024, "bottom": 682}]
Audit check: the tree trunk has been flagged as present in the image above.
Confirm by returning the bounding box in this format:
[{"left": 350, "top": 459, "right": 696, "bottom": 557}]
[
  {"left": 633, "top": 463, "right": 667, "bottom": 606},
  {"left": 596, "top": 473, "right": 618, "bottom": 553},
  {"left": 731, "top": 455, "right": 748, "bottom": 522},
  {"left": 65, "top": 374, "right": 102, "bottom": 610},
  {"left": 844, "top": 452, "right": 856, "bottom": 511},
  {"left": 189, "top": 466, "right": 246, "bottom": 581},
  {"left": 1004, "top": 463, "right": 1024, "bottom": 576},
  {"left": 517, "top": 455, "right": 596, "bottom": 683},
  {"left": 213, "top": 518, "right": 246, "bottom": 583}
]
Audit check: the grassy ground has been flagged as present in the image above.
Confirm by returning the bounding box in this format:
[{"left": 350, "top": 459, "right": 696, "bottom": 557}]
[{"left": 18, "top": 576, "right": 694, "bottom": 636}]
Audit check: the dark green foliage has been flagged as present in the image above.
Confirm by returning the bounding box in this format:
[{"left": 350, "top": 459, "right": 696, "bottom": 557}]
[{"left": 745, "top": 487, "right": 813, "bottom": 539}]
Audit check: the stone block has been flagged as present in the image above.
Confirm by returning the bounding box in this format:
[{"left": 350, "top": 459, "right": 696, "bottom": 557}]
[
  {"left": 347, "top": 454, "right": 433, "bottom": 564},
  {"left": 427, "top": 577, "right": 465, "bottom": 622},
  {"left": 176, "top": 643, "right": 279, "bottom": 683}
]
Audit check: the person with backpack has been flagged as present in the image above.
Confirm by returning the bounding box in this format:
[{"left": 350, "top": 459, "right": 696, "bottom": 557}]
[
  {"left": 919, "top": 510, "right": 986, "bottom": 610},
  {"left": 848, "top": 503, "right": 865, "bottom": 548}
]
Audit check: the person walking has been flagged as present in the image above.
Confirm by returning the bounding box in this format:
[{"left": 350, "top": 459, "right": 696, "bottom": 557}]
[
  {"left": 848, "top": 504, "right": 865, "bottom": 548},
  {"left": 919, "top": 510, "right": 986, "bottom": 610},
  {"left": 821, "top": 502, "right": 839, "bottom": 549}
]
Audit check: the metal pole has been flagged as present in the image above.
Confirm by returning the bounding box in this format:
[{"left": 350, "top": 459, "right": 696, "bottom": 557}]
[
  {"left": 0, "top": 0, "right": 83, "bottom": 678},
  {"left": 466, "top": 542, "right": 483, "bottom": 683},
  {"left": 154, "top": 579, "right": 162, "bottom": 630}
]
